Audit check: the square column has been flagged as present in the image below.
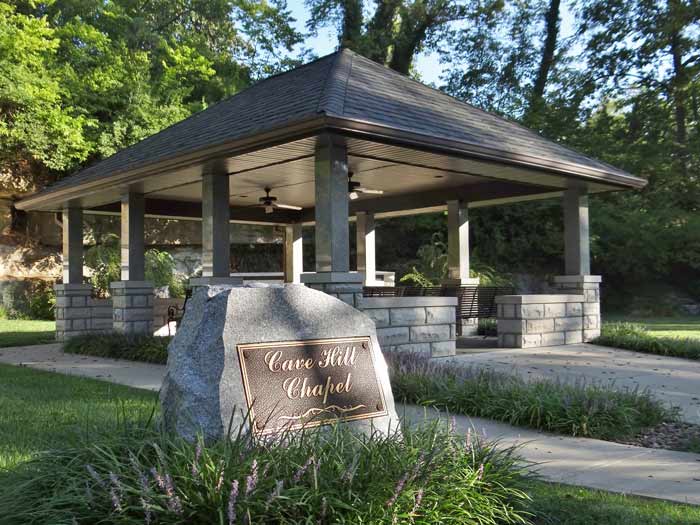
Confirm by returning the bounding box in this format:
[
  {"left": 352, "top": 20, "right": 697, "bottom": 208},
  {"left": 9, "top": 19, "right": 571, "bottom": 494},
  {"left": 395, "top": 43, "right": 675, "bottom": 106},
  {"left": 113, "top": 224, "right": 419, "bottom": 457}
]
[
  {"left": 445, "top": 200, "right": 479, "bottom": 285},
  {"left": 111, "top": 192, "right": 154, "bottom": 334},
  {"left": 284, "top": 223, "right": 303, "bottom": 284},
  {"left": 55, "top": 207, "right": 94, "bottom": 340},
  {"left": 193, "top": 172, "right": 241, "bottom": 288},
  {"left": 356, "top": 211, "right": 376, "bottom": 285},
  {"left": 301, "top": 135, "right": 362, "bottom": 305},
  {"left": 552, "top": 275, "right": 602, "bottom": 341},
  {"left": 563, "top": 186, "right": 591, "bottom": 275}
]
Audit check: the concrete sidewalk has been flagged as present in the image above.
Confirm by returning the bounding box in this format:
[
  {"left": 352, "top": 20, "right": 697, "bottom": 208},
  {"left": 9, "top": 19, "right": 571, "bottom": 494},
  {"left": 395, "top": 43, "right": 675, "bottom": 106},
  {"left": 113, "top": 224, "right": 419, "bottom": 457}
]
[
  {"left": 452, "top": 343, "right": 700, "bottom": 424},
  {"left": 1, "top": 343, "right": 699, "bottom": 505}
]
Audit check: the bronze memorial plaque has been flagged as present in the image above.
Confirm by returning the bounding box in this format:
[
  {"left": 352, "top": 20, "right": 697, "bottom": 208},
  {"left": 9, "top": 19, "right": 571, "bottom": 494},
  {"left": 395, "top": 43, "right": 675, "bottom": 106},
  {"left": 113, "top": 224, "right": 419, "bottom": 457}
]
[{"left": 237, "top": 336, "right": 388, "bottom": 435}]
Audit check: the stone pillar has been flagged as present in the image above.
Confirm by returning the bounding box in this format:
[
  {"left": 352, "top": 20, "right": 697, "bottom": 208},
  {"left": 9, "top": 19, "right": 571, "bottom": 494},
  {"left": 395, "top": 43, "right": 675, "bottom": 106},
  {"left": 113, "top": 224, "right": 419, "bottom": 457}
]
[
  {"left": 445, "top": 200, "right": 479, "bottom": 335},
  {"left": 191, "top": 172, "right": 241, "bottom": 288},
  {"left": 301, "top": 135, "right": 363, "bottom": 305},
  {"left": 111, "top": 192, "right": 154, "bottom": 334},
  {"left": 563, "top": 186, "right": 591, "bottom": 276},
  {"left": 356, "top": 211, "right": 376, "bottom": 285},
  {"left": 55, "top": 207, "right": 93, "bottom": 341},
  {"left": 284, "top": 223, "right": 303, "bottom": 284},
  {"left": 552, "top": 275, "right": 601, "bottom": 341},
  {"left": 111, "top": 281, "right": 155, "bottom": 334}
]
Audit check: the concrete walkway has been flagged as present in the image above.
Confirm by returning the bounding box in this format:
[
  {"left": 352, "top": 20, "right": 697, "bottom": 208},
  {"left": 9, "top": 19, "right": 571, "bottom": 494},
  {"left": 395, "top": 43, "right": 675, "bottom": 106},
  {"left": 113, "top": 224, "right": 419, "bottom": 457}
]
[
  {"left": 453, "top": 342, "right": 700, "bottom": 424},
  {"left": 1, "top": 343, "right": 699, "bottom": 505}
]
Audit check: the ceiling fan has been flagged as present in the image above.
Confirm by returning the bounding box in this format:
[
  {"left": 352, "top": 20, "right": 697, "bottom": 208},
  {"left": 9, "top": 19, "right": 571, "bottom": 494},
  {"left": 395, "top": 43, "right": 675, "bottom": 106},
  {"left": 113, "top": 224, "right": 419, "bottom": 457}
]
[
  {"left": 254, "top": 187, "right": 302, "bottom": 214},
  {"left": 348, "top": 171, "right": 384, "bottom": 200}
]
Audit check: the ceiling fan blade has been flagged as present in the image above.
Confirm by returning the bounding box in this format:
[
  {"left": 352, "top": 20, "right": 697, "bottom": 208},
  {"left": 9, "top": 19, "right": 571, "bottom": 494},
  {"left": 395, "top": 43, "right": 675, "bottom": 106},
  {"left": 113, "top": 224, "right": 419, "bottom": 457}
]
[
  {"left": 357, "top": 188, "right": 384, "bottom": 195},
  {"left": 274, "top": 203, "right": 303, "bottom": 211}
]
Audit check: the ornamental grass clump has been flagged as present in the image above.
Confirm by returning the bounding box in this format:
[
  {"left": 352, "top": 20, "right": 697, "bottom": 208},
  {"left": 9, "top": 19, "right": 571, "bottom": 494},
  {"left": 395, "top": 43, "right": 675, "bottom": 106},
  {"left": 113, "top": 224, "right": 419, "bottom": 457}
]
[
  {"left": 63, "top": 332, "right": 171, "bottom": 364},
  {"left": 0, "top": 422, "right": 532, "bottom": 525},
  {"left": 594, "top": 322, "right": 700, "bottom": 360},
  {"left": 386, "top": 351, "right": 675, "bottom": 441}
]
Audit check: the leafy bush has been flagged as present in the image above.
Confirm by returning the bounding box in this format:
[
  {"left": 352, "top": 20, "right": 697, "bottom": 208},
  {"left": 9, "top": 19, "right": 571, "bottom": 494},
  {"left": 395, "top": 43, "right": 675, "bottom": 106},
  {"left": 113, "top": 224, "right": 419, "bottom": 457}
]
[
  {"left": 478, "top": 318, "right": 498, "bottom": 336},
  {"left": 594, "top": 322, "right": 700, "bottom": 360},
  {"left": 84, "top": 234, "right": 178, "bottom": 297},
  {"left": 0, "top": 279, "right": 55, "bottom": 320},
  {"left": 0, "top": 421, "right": 533, "bottom": 525},
  {"left": 386, "top": 351, "right": 675, "bottom": 441},
  {"left": 64, "top": 332, "right": 170, "bottom": 364}
]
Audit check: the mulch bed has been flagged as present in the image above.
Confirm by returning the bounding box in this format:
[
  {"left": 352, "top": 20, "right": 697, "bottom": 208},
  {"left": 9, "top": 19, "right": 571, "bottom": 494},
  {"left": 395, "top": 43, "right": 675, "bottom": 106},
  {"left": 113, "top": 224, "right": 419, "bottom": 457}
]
[{"left": 620, "top": 421, "right": 700, "bottom": 453}]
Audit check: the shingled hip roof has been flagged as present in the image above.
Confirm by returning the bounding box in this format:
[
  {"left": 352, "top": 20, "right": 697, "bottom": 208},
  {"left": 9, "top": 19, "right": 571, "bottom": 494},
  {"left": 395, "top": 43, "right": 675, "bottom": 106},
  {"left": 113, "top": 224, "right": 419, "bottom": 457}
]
[{"left": 18, "top": 48, "right": 644, "bottom": 209}]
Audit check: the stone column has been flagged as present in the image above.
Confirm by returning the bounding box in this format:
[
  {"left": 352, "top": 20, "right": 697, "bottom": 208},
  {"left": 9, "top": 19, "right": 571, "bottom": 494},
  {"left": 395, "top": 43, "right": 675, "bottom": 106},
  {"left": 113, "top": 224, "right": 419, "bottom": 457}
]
[
  {"left": 301, "top": 135, "right": 363, "bottom": 306},
  {"left": 445, "top": 200, "right": 479, "bottom": 335},
  {"left": 356, "top": 211, "right": 376, "bottom": 285},
  {"left": 563, "top": 186, "right": 591, "bottom": 276},
  {"left": 284, "top": 223, "right": 303, "bottom": 284},
  {"left": 55, "top": 207, "right": 93, "bottom": 341},
  {"left": 191, "top": 171, "right": 241, "bottom": 288},
  {"left": 111, "top": 192, "right": 154, "bottom": 334},
  {"left": 552, "top": 275, "right": 601, "bottom": 341}
]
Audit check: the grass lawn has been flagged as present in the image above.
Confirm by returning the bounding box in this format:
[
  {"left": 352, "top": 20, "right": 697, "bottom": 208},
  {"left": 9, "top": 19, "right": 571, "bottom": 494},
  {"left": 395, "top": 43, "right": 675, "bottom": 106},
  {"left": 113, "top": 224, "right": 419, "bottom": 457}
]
[
  {"left": 0, "top": 365, "right": 698, "bottom": 523},
  {"left": 608, "top": 316, "right": 700, "bottom": 339},
  {"left": 0, "top": 319, "right": 55, "bottom": 348}
]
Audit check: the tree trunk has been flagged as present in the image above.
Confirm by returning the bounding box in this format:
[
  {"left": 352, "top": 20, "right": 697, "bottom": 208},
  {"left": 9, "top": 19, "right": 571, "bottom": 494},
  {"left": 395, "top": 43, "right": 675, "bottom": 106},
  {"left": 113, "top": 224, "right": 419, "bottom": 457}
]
[
  {"left": 668, "top": 0, "right": 689, "bottom": 175},
  {"left": 365, "top": 0, "right": 401, "bottom": 64},
  {"left": 341, "top": 0, "right": 364, "bottom": 50},
  {"left": 525, "top": 0, "right": 560, "bottom": 124}
]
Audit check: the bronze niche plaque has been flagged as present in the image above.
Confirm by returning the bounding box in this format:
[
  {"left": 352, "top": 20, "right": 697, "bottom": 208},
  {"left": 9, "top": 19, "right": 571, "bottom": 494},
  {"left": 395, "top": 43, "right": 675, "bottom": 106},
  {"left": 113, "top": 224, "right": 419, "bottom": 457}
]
[{"left": 237, "top": 336, "right": 388, "bottom": 435}]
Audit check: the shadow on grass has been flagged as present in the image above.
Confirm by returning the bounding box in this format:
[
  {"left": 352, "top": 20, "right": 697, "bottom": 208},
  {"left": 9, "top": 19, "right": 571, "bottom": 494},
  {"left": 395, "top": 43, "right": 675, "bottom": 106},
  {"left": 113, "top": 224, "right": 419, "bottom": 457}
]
[{"left": 0, "top": 331, "right": 55, "bottom": 348}]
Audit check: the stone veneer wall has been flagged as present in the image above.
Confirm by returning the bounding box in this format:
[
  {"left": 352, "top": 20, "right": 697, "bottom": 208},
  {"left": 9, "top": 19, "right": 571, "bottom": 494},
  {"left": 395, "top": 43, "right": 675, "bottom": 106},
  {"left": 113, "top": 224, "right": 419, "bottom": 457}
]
[
  {"left": 496, "top": 294, "right": 586, "bottom": 348},
  {"left": 357, "top": 296, "right": 457, "bottom": 357},
  {"left": 551, "top": 275, "right": 601, "bottom": 341}
]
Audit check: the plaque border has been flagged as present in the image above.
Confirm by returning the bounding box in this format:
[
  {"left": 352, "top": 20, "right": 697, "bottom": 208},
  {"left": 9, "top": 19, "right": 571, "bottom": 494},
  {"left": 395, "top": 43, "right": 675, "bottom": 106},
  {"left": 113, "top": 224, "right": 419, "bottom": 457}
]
[{"left": 237, "top": 336, "right": 389, "bottom": 435}]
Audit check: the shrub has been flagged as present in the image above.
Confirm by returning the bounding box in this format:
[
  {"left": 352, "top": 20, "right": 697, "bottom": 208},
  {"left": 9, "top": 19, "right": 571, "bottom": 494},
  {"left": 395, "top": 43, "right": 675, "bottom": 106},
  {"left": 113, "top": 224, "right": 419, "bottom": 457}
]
[
  {"left": 478, "top": 318, "right": 497, "bottom": 336},
  {"left": 386, "top": 351, "right": 675, "bottom": 441},
  {"left": 0, "top": 421, "right": 533, "bottom": 525},
  {"left": 85, "top": 234, "right": 178, "bottom": 297},
  {"left": 0, "top": 279, "right": 55, "bottom": 320},
  {"left": 594, "top": 322, "right": 700, "bottom": 360},
  {"left": 64, "top": 332, "right": 170, "bottom": 364}
]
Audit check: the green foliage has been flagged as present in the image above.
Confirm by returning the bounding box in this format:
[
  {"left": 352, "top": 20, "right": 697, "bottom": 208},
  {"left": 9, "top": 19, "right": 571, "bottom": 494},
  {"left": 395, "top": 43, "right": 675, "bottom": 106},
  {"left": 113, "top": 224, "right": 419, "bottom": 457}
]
[
  {"left": 595, "top": 322, "right": 700, "bottom": 361},
  {"left": 84, "top": 234, "right": 177, "bottom": 296},
  {"left": 478, "top": 318, "right": 497, "bottom": 336},
  {"left": 0, "top": 417, "right": 532, "bottom": 525},
  {"left": 387, "top": 351, "right": 674, "bottom": 441},
  {"left": 0, "top": 279, "right": 55, "bottom": 320},
  {"left": 64, "top": 332, "right": 170, "bottom": 364}
]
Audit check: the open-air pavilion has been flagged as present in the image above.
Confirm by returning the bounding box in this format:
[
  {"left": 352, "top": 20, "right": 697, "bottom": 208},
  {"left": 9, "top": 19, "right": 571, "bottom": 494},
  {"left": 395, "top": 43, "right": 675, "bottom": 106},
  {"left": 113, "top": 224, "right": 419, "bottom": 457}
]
[{"left": 16, "top": 49, "right": 646, "bottom": 354}]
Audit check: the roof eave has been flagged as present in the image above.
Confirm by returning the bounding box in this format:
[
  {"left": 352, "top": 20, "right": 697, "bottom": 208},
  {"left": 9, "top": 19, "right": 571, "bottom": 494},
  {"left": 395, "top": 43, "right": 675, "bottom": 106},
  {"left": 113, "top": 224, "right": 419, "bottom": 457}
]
[{"left": 324, "top": 116, "right": 647, "bottom": 190}]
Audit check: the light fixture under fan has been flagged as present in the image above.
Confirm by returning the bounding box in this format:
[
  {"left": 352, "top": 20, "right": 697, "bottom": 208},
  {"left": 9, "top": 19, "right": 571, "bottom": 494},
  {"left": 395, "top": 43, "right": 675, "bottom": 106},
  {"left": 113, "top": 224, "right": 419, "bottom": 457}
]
[
  {"left": 253, "top": 187, "right": 302, "bottom": 214},
  {"left": 348, "top": 171, "right": 384, "bottom": 200}
]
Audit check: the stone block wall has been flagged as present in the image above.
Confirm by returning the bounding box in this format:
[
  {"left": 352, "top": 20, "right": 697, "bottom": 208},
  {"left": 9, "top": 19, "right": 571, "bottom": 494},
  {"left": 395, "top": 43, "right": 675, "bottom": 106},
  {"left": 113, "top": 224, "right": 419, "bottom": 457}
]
[
  {"left": 552, "top": 275, "right": 601, "bottom": 341},
  {"left": 89, "top": 297, "right": 113, "bottom": 332},
  {"left": 357, "top": 296, "right": 457, "bottom": 357},
  {"left": 302, "top": 273, "right": 365, "bottom": 307},
  {"left": 496, "top": 294, "right": 585, "bottom": 348},
  {"left": 54, "top": 284, "right": 94, "bottom": 341},
  {"left": 110, "top": 281, "right": 155, "bottom": 334}
]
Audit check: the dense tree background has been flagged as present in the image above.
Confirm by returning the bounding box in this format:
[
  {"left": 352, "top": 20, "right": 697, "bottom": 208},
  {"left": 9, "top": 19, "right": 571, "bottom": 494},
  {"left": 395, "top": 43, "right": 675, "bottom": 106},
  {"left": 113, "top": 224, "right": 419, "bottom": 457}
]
[{"left": 1, "top": 0, "right": 698, "bottom": 312}]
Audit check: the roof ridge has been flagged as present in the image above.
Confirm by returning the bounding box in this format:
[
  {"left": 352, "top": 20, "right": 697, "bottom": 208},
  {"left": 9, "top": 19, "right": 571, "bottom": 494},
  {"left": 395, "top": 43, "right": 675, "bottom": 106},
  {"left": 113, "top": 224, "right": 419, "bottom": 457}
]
[{"left": 316, "top": 48, "right": 353, "bottom": 116}]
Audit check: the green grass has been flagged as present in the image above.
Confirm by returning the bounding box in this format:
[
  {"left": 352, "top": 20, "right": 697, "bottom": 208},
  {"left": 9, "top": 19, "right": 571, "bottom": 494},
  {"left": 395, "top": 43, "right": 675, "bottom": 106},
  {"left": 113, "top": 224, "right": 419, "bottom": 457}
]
[
  {"left": 0, "top": 365, "right": 697, "bottom": 524},
  {"left": 0, "top": 363, "right": 157, "bottom": 470},
  {"left": 595, "top": 322, "right": 700, "bottom": 360},
  {"left": 0, "top": 319, "right": 55, "bottom": 348},
  {"left": 607, "top": 316, "right": 700, "bottom": 339},
  {"left": 528, "top": 481, "right": 700, "bottom": 524}
]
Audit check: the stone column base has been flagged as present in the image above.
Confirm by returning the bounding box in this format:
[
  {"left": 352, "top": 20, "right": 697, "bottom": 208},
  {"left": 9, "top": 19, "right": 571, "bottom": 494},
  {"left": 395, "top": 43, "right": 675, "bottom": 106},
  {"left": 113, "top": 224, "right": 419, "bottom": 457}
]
[
  {"left": 54, "top": 283, "right": 94, "bottom": 341},
  {"left": 110, "top": 281, "right": 154, "bottom": 334},
  {"left": 552, "top": 275, "right": 601, "bottom": 341},
  {"left": 189, "top": 277, "right": 244, "bottom": 288},
  {"left": 301, "top": 272, "right": 364, "bottom": 307}
]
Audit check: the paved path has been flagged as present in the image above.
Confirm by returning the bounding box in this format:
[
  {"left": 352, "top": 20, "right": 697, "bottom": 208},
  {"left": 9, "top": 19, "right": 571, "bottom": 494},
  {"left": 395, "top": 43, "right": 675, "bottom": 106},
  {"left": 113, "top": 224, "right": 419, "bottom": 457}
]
[
  {"left": 453, "top": 342, "right": 700, "bottom": 424},
  {"left": 1, "top": 344, "right": 699, "bottom": 505}
]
